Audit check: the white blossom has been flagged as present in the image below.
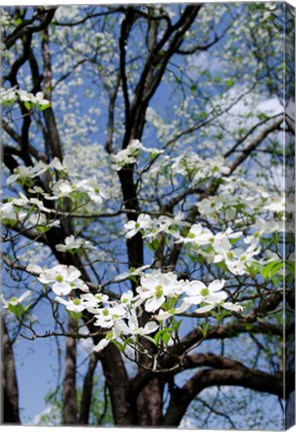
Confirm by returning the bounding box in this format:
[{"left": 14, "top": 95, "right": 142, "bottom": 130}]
[
  {"left": 1, "top": 290, "right": 32, "bottom": 309},
  {"left": 124, "top": 214, "right": 152, "bottom": 239},
  {"left": 137, "top": 270, "right": 182, "bottom": 312},
  {"left": 38, "top": 265, "right": 82, "bottom": 296}
]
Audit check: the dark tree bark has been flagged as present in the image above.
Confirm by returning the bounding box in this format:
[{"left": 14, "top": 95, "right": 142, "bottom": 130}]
[
  {"left": 1, "top": 317, "right": 21, "bottom": 424},
  {"left": 79, "top": 352, "right": 99, "bottom": 424},
  {"left": 100, "top": 344, "right": 134, "bottom": 425},
  {"left": 62, "top": 316, "right": 78, "bottom": 425},
  {"left": 136, "top": 377, "right": 163, "bottom": 425}
]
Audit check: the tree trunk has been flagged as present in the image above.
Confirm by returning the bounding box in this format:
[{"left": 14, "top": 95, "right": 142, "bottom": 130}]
[
  {"left": 136, "top": 377, "right": 163, "bottom": 425},
  {"left": 100, "top": 344, "right": 134, "bottom": 425},
  {"left": 62, "top": 316, "right": 77, "bottom": 424},
  {"left": 1, "top": 317, "right": 21, "bottom": 424},
  {"left": 79, "top": 352, "right": 99, "bottom": 424}
]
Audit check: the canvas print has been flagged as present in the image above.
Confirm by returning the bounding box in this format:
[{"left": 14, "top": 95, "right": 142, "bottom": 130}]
[{"left": 1, "top": 2, "right": 295, "bottom": 429}]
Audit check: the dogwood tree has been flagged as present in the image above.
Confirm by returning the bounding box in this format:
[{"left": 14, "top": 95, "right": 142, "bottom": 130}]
[{"left": 1, "top": 3, "right": 294, "bottom": 429}]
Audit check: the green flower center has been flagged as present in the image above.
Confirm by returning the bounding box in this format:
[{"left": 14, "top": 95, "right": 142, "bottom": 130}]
[
  {"left": 122, "top": 298, "right": 128, "bottom": 304},
  {"left": 209, "top": 238, "right": 215, "bottom": 243},
  {"left": 71, "top": 184, "right": 76, "bottom": 190},
  {"left": 103, "top": 309, "right": 109, "bottom": 316},
  {"left": 56, "top": 275, "right": 63, "bottom": 282},
  {"left": 201, "top": 288, "right": 209, "bottom": 297},
  {"left": 155, "top": 285, "right": 163, "bottom": 298},
  {"left": 240, "top": 255, "right": 246, "bottom": 262},
  {"left": 94, "top": 187, "right": 100, "bottom": 194},
  {"left": 227, "top": 251, "right": 234, "bottom": 259},
  {"left": 73, "top": 299, "right": 81, "bottom": 305},
  {"left": 187, "top": 232, "right": 196, "bottom": 239},
  {"left": 106, "top": 332, "right": 114, "bottom": 341},
  {"left": 135, "top": 223, "right": 140, "bottom": 229}
]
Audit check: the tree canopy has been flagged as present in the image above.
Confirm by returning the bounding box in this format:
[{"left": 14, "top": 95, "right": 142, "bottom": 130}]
[{"left": 1, "top": 2, "right": 295, "bottom": 429}]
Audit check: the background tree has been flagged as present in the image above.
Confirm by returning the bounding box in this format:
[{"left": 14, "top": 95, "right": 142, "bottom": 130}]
[{"left": 1, "top": 3, "right": 294, "bottom": 429}]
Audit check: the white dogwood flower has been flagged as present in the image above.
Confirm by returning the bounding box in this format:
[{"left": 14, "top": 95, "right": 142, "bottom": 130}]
[
  {"left": 1, "top": 290, "right": 32, "bottom": 309},
  {"left": 94, "top": 304, "right": 127, "bottom": 328},
  {"left": 56, "top": 235, "right": 85, "bottom": 252},
  {"left": 137, "top": 270, "right": 182, "bottom": 312},
  {"left": 124, "top": 214, "right": 152, "bottom": 239},
  {"left": 114, "top": 264, "right": 151, "bottom": 282},
  {"left": 184, "top": 280, "right": 227, "bottom": 307},
  {"left": 118, "top": 314, "right": 158, "bottom": 337},
  {"left": 7, "top": 162, "right": 48, "bottom": 184},
  {"left": 55, "top": 296, "right": 86, "bottom": 312},
  {"left": 38, "top": 265, "right": 81, "bottom": 296}
]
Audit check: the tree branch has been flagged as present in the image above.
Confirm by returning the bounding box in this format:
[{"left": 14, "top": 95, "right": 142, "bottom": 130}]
[
  {"left": 229, "top": 117, "right": 283, "bottom": 174},
  {"left": 162, "top": 367, "right": 285, "bottom": 426}
]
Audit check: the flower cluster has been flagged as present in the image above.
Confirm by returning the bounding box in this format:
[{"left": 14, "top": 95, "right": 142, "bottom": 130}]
[
  {"left": 55, "top": 235, "right": 94, "bottom": 253},
  {"left": 197, "top": 176, "right": 285, "bottom": 225},
  {"left": 1, "top": 193, "right": 60, "bottom": 230},
  {"left": 2, "top": 158, "right": 106, "bottom": 229},
  {"left": 124, "top": 212, "right": 188, "bottom": 240},
  {"left": 176, "top": 224, "right": 261, "bottom": 276},
  {"left": 171, "top": 153, "right": 230, "bottom": 184},
  {"left": 1, "top": 290, "right": 32, "bottom": 309},
  {"left": 24, "top": 264, "right": 242, "bottom": 352},
  {"left": 111, "top": 139, "right": 164, "bottom": 170},
  {"left": 1, "top": 86, "right": 50, "bottom": 109},
  {"left": 0, "top": 290, "right": 32, "bottom": 320},
  {"left": 48, "top": 178, "right": 106, "bottom": 203}
]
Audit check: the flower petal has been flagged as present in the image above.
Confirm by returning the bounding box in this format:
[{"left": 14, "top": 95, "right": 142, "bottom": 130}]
[
  {"left": 208, "top": 280, "right": 225, "bottom": 292},
  {"left": 221, "top": 302, "right": 243, "bottom": 312},
  {"left": 184, "top": 295, "right": 203, "bottom": 305},
  {"left": 145, "top": 295, "right": 165, "bottom": 312},
  {"left": 207, "top": 291, "right": 228, "bottom": 303},
  {"left": 196, "top": 304, "right": 216, "bottom": 314},
  {"left": 143, "top": 321, "right": 158, "bottom": 334},
  {"left": 93, "top": 338, "right": 109, "bottom": 352},
  {"left": 52, "top": 281, "right": 72, "bottom": 296}
]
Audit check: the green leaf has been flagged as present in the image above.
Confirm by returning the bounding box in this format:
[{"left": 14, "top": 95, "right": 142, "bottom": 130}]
[
  {"left": 154, "top": 328, "right": 173, "bottom": 346},
  {"left": 145, "top": 239, "right": 160, "bottom": 251},
  {"left": 171, "top": 317, "right": 181, "bottom": 332},
  {"left": 225, "top": 78, "right": 234, "bottom": 88},
  {"left": 261, "top": 260, "right": 283, "bottom": 279},
  {"left": 36, "top": 225, "right": 52, "bottom": 233},
  {"left": 8, "top": 304, "right": 23, "bottom": 320},
  {"left": 24, "top": 101, "right": 32, "bottom": 110},
  {"left": 257, "top": 113, "right": 269, "bottom": 121},
  {"left": 196, "top": 324, "right": 208, "bottom": 338},
  {"left": 39, "top": 103, "right": 51, "bottom": 111},
  {"left": 123, "top": 337, "right": 134, "bottom": 350},
  {"left": 112, "top": 339, "right": 125, "bottom": 353},
  {"left": 66, "top": 310, "right": 82, "bottom": 323}
]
